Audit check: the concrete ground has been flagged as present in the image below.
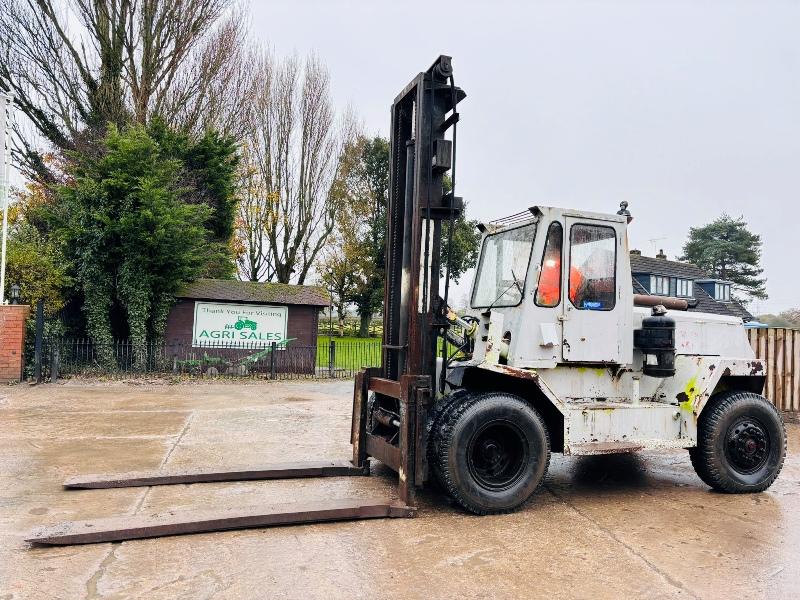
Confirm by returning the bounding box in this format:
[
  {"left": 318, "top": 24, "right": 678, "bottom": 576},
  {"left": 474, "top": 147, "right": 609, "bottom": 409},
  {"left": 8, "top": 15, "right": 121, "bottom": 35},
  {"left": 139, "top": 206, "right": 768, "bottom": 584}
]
[{"left": 0, "top": 381, "right": 798, "bottom": 600}]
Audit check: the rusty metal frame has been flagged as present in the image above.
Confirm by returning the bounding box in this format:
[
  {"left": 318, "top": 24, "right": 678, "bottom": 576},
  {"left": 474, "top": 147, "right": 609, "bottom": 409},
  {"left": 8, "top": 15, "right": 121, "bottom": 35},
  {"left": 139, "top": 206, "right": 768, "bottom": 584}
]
[
  {"left": 27, "top": 500, "right": 415, "bottom": 545},
  {"left": 62, "top": 460, "right": 369, "bottom": 489},
  {"left": 364, "top": 372, "right": 429, "bottom": 506}
]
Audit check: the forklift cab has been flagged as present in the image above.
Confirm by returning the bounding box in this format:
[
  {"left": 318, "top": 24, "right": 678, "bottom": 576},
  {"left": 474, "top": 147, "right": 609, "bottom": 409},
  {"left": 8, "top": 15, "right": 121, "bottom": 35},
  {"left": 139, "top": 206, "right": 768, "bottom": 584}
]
[{"left": 470, "top": 206, "right": 633, "bottom": 368}]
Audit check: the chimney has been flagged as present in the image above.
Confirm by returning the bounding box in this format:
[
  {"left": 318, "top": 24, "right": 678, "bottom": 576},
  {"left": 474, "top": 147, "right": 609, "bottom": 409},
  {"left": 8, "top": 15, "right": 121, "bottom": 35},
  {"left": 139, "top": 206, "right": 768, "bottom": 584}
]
[
  {"left": 630, "top": 249, "right": 642, "bottom": 256},
  {"left": 656, "top": 249, "right": 667, "bottom": 259}
]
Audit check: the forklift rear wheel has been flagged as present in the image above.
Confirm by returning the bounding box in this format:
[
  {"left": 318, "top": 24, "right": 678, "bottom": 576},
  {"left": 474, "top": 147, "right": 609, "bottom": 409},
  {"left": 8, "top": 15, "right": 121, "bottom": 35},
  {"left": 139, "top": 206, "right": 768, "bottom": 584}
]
[
  {"left": 433, "top": 392, "right": 550, "bottom": 515},
  {"left": 690, "top": 390, "right": 786, "bottom": 493}
]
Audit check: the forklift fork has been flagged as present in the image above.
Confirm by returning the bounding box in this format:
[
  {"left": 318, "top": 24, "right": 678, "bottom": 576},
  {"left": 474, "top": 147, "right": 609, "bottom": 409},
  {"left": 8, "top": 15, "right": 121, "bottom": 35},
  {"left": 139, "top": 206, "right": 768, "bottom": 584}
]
[{"left": 26, "top": 370, "right": 427, "bottom": 545}]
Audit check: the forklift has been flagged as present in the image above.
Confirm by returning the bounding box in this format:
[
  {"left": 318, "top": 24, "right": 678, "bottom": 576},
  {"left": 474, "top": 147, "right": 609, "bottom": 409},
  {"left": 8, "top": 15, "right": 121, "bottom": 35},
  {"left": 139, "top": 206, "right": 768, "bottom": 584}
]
[{"left": 29, "top": 56, "right": 785, "bottom": 545}]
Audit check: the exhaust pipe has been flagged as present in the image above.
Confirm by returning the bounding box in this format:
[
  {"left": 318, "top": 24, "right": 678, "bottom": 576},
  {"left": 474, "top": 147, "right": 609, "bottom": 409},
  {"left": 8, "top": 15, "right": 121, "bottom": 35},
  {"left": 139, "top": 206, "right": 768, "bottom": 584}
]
[{"left": 633, "top": 294, "right": 693, "bottom": 311}]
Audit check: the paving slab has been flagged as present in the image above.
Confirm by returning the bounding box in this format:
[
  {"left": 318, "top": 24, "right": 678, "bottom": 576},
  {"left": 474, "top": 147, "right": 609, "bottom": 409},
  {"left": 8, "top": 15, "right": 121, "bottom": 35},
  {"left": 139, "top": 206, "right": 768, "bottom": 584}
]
[{"left": 0, "top": 381, "right": 797, "bottom": 599}]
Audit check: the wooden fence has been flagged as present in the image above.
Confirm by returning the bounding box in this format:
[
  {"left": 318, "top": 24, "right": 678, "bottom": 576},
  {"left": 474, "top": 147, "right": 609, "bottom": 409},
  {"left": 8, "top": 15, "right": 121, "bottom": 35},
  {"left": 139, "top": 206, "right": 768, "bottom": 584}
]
[{"left": 748, "top": 328, "right": 799, "bottom": 412}]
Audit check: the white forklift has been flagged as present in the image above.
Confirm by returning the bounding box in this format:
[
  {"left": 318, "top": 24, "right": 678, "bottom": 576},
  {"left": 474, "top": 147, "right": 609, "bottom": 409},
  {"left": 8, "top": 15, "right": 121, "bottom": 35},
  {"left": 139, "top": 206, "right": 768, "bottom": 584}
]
[
  {"left": 423, "top": 202, "right": 785, "bottom": 514},
  {"left": 29, "top": 56, "right": 785, "bottom": 545}
]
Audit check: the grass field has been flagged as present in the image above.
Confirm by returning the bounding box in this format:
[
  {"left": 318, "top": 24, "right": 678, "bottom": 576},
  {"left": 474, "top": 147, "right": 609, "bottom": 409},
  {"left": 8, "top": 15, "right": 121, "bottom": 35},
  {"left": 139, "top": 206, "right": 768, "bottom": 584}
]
[
  {"left": 315, "top": 335, "right": 463, "bottom": 372},
  {"left": 316, "top": 336, "right": 381, "bottom": 371}
]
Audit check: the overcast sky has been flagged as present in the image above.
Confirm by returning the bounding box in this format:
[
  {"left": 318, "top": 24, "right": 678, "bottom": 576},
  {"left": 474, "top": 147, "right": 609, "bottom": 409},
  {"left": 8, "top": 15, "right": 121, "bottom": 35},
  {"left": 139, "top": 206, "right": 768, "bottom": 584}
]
[{"left": 252, "top": 0, "right": 799, "bottom": 313}]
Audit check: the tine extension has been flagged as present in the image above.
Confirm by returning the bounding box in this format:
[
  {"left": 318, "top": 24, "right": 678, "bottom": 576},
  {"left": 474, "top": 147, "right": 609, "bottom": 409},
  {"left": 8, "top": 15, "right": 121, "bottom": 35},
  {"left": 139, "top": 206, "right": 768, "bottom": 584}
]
[
  {"left": 27, "top": 499, "right": 416, "bottom": 545},
  {"left": 64, "top": 460, "right": 369, "bottom": 489}
]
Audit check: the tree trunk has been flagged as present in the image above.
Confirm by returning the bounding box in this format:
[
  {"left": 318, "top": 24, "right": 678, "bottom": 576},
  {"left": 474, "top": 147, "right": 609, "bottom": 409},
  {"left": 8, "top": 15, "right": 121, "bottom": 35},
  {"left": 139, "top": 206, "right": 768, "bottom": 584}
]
[
  {"left": 358, "top": 312, "right": 371, "bottom": 337},
  {"left": 336, "top": 304, "right": 346, "bottom": 337}
]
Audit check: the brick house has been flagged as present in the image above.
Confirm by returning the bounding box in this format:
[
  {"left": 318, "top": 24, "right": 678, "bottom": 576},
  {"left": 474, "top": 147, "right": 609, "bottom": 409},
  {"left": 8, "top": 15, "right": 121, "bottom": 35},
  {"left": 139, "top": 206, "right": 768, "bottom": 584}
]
[{"left": 630, "top": 250, "right": 753, "bottom": 321}]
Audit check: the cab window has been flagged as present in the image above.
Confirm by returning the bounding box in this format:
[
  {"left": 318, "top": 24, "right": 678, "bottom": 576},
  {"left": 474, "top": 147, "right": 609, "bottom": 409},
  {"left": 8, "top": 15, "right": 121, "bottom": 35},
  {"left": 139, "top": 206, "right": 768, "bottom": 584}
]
[
  {"left": 568, "top": 224, "right": 616, "bottom": 310},
  {"left": 535, "top": 222, "right": 563, "bottom": 307},
  {"left": 470, "top": 223, "right": 535, "bottom": 308}
]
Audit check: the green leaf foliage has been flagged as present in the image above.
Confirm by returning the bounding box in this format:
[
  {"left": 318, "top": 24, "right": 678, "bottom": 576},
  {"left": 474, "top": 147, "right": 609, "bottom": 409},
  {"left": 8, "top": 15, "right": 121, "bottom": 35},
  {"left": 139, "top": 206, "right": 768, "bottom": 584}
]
[
  {"left": 343, "top": 137, "right": 481, "bottom": 335},
  {"left": 47, "top": 124, "right": 220, "bottom": 363},
  {"left": 680, "top": 214, "right": 767, "bottom": 300},
  {"left": 347, "top": 137, "right": 390, "bottom": 335},
  {"left": 440, "top": 173, "right": 481, "bottom": 283},
  {"left": 148, "top": 118, "right": 240, "bottom": 278},
  {"left": 4, "top": 222, "right": 71, "bottom": 314},
  {"left": 440, "top": 212, "right": 482, "bottom": 283}
]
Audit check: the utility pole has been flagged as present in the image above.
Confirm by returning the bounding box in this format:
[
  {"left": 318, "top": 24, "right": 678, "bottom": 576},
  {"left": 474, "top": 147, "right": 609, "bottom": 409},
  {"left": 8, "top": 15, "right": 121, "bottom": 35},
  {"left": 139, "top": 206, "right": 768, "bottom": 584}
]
[{"left": 0, "top": 93, "right": 13, "bottom": 305}]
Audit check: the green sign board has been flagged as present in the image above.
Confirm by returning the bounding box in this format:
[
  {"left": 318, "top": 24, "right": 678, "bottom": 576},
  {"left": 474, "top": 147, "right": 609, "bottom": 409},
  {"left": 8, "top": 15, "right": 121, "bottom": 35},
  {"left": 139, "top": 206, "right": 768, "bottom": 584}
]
[{"left": 192, "top": 302, "right": 288, "bottom": 348}]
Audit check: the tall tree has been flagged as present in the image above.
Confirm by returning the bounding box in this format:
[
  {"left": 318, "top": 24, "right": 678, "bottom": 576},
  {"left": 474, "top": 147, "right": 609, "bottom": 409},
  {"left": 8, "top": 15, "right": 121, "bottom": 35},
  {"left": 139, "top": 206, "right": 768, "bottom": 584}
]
[
  {"left": 347, "top": 136, "right": 389, "bottom": 337},
  {"left": 681, "top": 214, "right": 767, "bottom": 300},
  {"left": 235, "top": 144, "right": 273, "bottom": 282},
  {"left": 240, "top": 52, "right": 354, "bottom": 284},
  {"left": 0, "top": 0, "right": 248, "bottom": 181},
  {"left": 332, "top": 137, "right": 481, "bottom": 337},
  {"left": 318, "top": 233, "right": 360, "bottom": 337},
  {"left": 4, "top": 221, "right": 70, "bottom": 314},
  {"left": 148, "top": 119, "right": 240, "bottom": 278},
  {"left": 47, "top": 125, "right": 215, "bottom": 364},
  {"left": 440, "top": 174, "right": 481, "bottom": 284}
]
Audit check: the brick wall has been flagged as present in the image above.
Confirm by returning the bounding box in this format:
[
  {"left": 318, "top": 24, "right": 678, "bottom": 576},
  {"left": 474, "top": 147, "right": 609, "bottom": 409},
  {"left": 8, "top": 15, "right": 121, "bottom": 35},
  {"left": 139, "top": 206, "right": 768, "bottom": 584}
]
[
  {"left": 164, "top": 299, "right": 321, "bottom": 347},
  {"left": 0, "top": 305, "right": 31, "bottom": 383}
]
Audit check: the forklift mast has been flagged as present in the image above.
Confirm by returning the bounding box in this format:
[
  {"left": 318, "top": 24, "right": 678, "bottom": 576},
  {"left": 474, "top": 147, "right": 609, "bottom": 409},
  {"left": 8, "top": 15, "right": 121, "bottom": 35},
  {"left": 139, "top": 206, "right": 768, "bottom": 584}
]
[
  {"left": 383, "top": 55, "right": 465, "bottom": 384},
  {"left": 345, "top": 55, "right": 467, "bottom": 506}
]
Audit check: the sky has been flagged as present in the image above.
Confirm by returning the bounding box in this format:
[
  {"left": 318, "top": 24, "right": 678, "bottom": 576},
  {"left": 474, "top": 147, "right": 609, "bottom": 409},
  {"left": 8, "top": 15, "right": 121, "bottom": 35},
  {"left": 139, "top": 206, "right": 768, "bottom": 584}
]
[{"left": 250, "top": 0, "right": 800, "bottom": 314}]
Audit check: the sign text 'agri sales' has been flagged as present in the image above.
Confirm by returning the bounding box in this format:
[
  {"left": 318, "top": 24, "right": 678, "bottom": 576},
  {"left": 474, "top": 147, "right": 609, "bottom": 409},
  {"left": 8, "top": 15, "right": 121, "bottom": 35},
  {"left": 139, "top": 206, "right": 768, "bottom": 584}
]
[{"left": 192, "top": 302, "right": 288, "bottom": 348}]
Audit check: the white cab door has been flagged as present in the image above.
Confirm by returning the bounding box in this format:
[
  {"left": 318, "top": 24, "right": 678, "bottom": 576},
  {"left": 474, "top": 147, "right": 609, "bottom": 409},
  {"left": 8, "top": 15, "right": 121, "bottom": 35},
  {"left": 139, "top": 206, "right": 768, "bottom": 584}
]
[{"left": 561, "top": 218, "right": 629, "bottom": 363}]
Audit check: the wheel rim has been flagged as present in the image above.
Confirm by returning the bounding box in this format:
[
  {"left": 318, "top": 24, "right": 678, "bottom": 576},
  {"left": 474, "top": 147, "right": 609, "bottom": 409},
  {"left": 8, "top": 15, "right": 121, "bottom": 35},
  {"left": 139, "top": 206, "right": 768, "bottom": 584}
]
[
  {"left": 467, "top": 420, "right": 528, "bottom": 491},
  {"left": 724, "top": 417, "right": 770, "bottom": 474}
]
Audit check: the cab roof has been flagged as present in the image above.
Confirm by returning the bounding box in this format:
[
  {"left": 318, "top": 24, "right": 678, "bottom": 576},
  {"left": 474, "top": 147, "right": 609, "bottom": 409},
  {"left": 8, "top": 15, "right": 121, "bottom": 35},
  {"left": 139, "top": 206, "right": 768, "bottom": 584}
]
[{"left": 479, "top": 205, "right": 628, "bottom": 233}]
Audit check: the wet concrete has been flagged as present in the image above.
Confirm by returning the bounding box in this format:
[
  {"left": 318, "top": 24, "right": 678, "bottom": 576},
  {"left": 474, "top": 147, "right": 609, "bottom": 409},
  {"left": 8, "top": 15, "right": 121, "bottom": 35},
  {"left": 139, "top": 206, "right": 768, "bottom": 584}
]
[{"left": 1, "top": 380, "right": 798, "bottom": 599}]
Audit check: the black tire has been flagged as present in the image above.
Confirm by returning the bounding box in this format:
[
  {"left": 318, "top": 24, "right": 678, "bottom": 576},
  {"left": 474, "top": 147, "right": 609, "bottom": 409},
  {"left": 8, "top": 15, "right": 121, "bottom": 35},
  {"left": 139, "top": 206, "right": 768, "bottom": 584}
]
[
  {"left": 433, "top": 392, "right": 550, "bottom": 515},
  {"left": 426, "top": 389, "right": 471, "bottom": 491},
  {"left": 366, "top": 392, "right": 377, "bottom": 432},
  {"left": 690, "top": 390, "right": 786, "bottom": 493}
]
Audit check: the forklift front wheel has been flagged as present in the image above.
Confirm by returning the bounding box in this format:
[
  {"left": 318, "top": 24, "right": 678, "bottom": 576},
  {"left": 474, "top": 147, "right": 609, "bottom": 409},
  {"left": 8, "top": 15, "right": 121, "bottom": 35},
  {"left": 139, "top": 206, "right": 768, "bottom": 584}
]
[{"left": 434, "top": 392, "right": 550, "bottom": 515}]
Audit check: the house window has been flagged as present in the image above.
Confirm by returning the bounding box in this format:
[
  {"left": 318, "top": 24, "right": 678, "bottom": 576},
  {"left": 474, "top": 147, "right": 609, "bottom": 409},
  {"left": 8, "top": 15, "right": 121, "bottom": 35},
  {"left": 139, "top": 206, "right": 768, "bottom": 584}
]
[
  {"left": 675, "top": 278, "right": 691, "bottom": 297},
  {"left": 568, "top": 224, "right": 616, "bottom": 310},
  {"left": 715, "top": 283, "right": 731, "bottom": 301},
  {"left": 650, "top": 275, "right": 669, "bottom": 296}
]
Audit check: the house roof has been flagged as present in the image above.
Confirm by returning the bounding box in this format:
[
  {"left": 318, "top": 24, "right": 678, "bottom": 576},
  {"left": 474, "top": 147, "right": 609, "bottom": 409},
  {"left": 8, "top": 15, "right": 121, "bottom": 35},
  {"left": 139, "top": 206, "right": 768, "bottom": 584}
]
[
  {"left": 629, "top": 253, "right": 753, "bottom": 321},
  {"left": 632, "top": 277, "right": 649, "bottom": 295},
  {"left": 176, "top": 279, "right": 329, "bottom": 307},
  {"left": 691, "top": 284, "right": 738, "bottom": 317},
  {"left": 630, "top": 254, "right": 707, "bottom": 279}
]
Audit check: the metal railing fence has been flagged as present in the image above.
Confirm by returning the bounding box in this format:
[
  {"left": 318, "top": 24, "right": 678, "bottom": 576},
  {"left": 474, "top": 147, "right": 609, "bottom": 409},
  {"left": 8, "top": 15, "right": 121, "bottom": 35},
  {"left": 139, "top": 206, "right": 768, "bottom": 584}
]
[{"left": 35, "top": 338, "right": 382, "bottom": 380}]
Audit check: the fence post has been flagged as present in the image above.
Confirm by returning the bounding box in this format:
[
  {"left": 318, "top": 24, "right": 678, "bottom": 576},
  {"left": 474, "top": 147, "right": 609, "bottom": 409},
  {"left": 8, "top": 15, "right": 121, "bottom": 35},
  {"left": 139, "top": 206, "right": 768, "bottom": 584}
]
[
  {"left": 50, "top": 343, "right": 59, "bottom": 383},
  {"left": 270, "top": 341, "right": 277, "bottom": 379},
  {"left": 33, "top": 299, "right": 44, "bottom": 383},
  {"left": 329, "top": 340, "right": 336, "bottom": 378}
]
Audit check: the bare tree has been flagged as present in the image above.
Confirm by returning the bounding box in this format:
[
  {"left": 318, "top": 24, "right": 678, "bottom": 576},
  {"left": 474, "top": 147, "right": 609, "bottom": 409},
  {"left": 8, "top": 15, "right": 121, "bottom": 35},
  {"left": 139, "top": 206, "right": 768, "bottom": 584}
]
[
  {"left": 0, "top": 0, "right": 248, "bottom": 180},
  {"left": 235, "top": 143, "right": 274, "bottom": 282},
  {"left": 318, "top": 233, "right": 359, "bottom": 336},
  {"left": 243, "top": 51, "right": 355, "bottom": 284}
]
